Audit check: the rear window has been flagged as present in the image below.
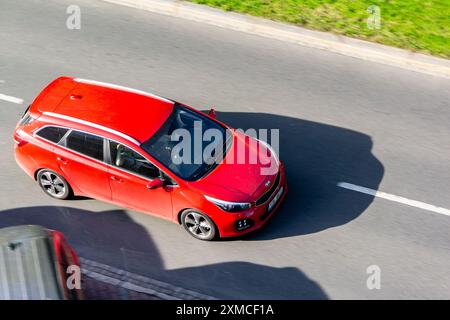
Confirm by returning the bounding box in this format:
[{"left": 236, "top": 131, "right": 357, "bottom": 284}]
[
  {"left": 21, "top": 105, "right": 31, "bottom": 118},
  {"left": 36, "top": 126, "right": 68, "bottom": 143},
  {"left": 18, "top": 106, "right": 34, "bottom": 126},
  {"left": 65, "top": 130, "right": 104, "bottom": 161},
  {"left": 18, "top": 114, "right": 34, "bottom": 126}
]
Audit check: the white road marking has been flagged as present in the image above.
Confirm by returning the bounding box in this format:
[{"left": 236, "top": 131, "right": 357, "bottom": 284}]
[
  {"left": 83, "top": 269, "right": 179, "bottom": 300},
  {"left": 338, "top": 182, "right": 450, "bottom": 217},
  {"left": 80, "top": 258, "right": 216, "bottom": 300},
  {"left": 0, "top": 93, "right": 23, "bottom": 104}
]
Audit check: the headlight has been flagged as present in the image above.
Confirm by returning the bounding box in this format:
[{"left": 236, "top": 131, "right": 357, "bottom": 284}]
[{"left": 204, "top": 195, "right": 251, "bottom": 212}]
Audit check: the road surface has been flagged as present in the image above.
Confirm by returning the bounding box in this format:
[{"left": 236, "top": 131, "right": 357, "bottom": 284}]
[{"left": 1, "top": 0, "right": 449, "bottom": 299}]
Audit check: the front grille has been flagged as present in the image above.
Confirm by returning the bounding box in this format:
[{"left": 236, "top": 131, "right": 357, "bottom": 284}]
[{"left": 255, "top": 171, "right": 280, "bottom": 206}]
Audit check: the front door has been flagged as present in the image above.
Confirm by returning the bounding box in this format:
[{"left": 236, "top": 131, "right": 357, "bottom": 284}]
[{"left": 107, "top": 140, "right": 173, "bottom": 220}]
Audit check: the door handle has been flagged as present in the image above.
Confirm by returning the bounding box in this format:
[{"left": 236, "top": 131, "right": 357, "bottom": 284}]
[
  {"left": 56, "top": 157, "right": 68, "bottom": 164},
  {"left": 110, "top": 176, "right": 123, "bottom": 183}
]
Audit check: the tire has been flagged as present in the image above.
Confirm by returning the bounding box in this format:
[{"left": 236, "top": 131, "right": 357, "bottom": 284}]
[
  {"left": 181, "top": 210, "right": 218, "bottom": 241},
  {"left": 37, "top": 169, "right": 72, "bottom": 200}
]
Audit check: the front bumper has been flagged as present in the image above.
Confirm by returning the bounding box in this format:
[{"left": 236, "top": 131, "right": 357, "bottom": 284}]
[{"left": 218, "top": 165, "right": 288, "bottom": 238}]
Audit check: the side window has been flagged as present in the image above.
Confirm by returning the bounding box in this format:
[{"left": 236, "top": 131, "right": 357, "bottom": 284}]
[
  {"left": 65, "top": 130, "right": 104, "bottom": 161},
  {"left": 36, "top": 126, "right": 68, "bottom": 143},
  {"left": 109, "top": 141, "right": 160, "bottom": 179}
]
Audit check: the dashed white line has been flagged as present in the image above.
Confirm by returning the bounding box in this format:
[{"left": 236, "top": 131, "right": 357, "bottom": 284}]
[
  {"left": 0, "top": 93, "right": 23, "bottom": 104},
  {"left": 338, "top": 182, "right": 450, "bottom": 217}
]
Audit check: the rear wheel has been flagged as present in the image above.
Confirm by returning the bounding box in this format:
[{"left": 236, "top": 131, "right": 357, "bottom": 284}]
[
  {"left": 181, "top": 210, "right": 217, "bottom": 241},
  {"left": 37, "top": 169, "right": 72, "bottom": 200}
]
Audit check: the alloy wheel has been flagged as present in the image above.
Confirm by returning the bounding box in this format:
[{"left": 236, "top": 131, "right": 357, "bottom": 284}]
[
  {"left": 38, "top": 170, "right": 70, "bottom": 199},
  {"left": 183, "top": 211, "right": 215, "bottom": 240}
]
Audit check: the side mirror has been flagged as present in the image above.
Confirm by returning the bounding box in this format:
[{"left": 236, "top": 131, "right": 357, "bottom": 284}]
[
  {"left": 146, "top": 178, "right": 164, "bottom": 189},
  {"left": 208, "top": 108, "right": 217, "bottom": 119}
]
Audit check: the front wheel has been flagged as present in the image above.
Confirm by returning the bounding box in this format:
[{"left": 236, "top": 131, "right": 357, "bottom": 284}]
[
  {"left": 37, "top": 169, "right": 72, "bottom": 200},
  {"left": 181, "top": 210, "right": 217, "bottom": 241}
]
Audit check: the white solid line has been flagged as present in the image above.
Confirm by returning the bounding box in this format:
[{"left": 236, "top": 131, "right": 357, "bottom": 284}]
[
  {"left": 337, "top": 182, "right": 450, "bottom": 217},
  {"left": 0, "top": 93, "right": 23, "bottom": 104},
  {"left": 79, "top": 257, "right": 216, "bottom": 300},
  {"left": 82, "top": 269, "right": 179, "bottom": 300}
]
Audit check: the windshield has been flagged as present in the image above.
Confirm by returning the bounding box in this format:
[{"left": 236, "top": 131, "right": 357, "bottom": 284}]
[{"left": 141, "top": 103, "right": 231, "bottom": 181}]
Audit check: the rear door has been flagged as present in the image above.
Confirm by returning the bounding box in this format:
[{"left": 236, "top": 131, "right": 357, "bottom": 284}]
[
  {"left": 24, "top": 125, "right": 67, "bottom": 176},
  {"left": 54, "top": 129, "right": 111, "bottom": 201}
]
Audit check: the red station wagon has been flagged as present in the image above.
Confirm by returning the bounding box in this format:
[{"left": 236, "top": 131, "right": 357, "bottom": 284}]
[{"left": 14, "top": 77, "right": 287, "bottom": 240}]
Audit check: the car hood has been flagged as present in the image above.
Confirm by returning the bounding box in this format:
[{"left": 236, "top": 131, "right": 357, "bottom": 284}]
[{"left": 188, "top": 131, "right": 279, "bottom": 202}]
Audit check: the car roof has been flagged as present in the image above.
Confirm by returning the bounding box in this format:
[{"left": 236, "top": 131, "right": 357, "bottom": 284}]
[
  {"left": 0, "top": 225, "right": 49, "bottom": 244},
  {"left": 33, "top": 77, "right": 175, "bottom": 144},
  {"left": 0, "top": 225, "right": 63, "bottom": 300}
]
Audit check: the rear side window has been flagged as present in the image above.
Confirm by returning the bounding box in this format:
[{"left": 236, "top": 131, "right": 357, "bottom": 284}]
[
  {"left": 36, "top": 126, "right": 68, "bottom": 143},
  {"left": 66, "top": 130, "right": 104, "bottom": 161}
]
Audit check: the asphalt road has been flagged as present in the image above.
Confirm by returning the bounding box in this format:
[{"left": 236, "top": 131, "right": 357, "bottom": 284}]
[{"left": 1, "top": 0, "right": 450, "bottom": 299}]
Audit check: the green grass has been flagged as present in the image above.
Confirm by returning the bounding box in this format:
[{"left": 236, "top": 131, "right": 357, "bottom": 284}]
[{"left": 186, "top": 0, "right": 450, "bottom": 58}]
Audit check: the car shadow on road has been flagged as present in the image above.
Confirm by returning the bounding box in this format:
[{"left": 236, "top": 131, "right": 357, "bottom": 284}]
[
  {"left": 0, "top": 206, "right": 327, "bottom": 299},
  {"left": 214, "top": 111, "right": 384, "bottom": 240}
]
